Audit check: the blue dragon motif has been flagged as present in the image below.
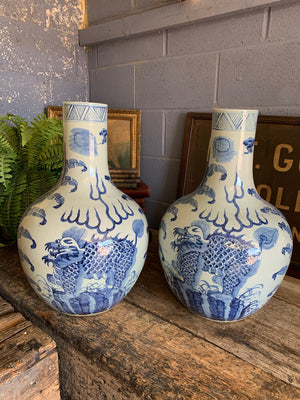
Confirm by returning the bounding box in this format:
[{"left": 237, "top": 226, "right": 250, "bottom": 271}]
[
  {"left": 41, "top": 222, "right": 144, "bottom": 314},
  {"left": 166, "top": 223, "right": 279, "bottom": 321}
]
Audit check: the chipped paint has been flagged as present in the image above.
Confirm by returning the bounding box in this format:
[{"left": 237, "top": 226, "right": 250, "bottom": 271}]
[
  {"left": 79, "top": 0, "right": 88, "bottom": 29},
  {"left": 46, "top": 0, "right": 86, "bottom": 30},
  {"left": 1, "top": 0, "right": 88, "bottom": 121}
]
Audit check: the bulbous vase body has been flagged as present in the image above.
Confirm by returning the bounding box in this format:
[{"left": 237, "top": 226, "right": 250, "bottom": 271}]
[
  {"left": 159, "top": 109, "right": 293, "bottom": 321},
  {"left": 18, "top": 101, "right": 148, "bottom": 315}
]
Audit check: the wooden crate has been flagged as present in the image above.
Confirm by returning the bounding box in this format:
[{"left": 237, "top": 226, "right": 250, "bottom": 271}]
[{"left": 0, "top": 296, "right": 60, "bottom": 400}]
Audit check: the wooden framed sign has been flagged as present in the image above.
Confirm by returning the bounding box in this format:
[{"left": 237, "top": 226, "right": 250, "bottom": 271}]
[{"left": 178, "top": 113, "right": 300, "bottom": 278}]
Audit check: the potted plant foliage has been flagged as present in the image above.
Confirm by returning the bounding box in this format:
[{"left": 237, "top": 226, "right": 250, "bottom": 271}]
[{"left": 0, "top": 113, "right": 63, "bottom": 243}]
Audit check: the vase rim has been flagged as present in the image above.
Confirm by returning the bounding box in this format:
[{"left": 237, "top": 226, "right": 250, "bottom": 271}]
[
  {"left": 63, "top": 101, "right": 108, "bottom": 108},
  {"left": 213, "top": 108, "right": 258, "bottom": 113}
]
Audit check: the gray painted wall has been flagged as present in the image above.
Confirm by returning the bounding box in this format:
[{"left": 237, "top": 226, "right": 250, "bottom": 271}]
[
  {"left": 87, "top": 1, "right": 300, "bottom": 229},
  {"left": 87, "top": 0, "right": 177, "bottom": 26},
  {"left": 0, "top": 0, "right": 88, "bottom": 121}
]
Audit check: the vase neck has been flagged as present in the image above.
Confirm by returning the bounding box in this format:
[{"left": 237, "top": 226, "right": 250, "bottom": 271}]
[
  {"left": 62, "top": 102, "right": 109, "bottom": 178},
  {"left": 205, "top": 109, "right": 258, "bottom": 188}
]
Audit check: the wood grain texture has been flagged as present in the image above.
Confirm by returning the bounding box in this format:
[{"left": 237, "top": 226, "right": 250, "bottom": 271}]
[
  {"left": 0, "top": 294, "right": 60, "bottom": 400},
  {"left": 0, "top": 243, "right": 299, "bottom": 399},
  {"left": 0, "top": 349, "right": 60, "bottom": 400},
  {"left": 126, "top": 254, "right": 300, "bottom": 388},
  {"left": 275, "top": 275, "right": 300, "bottom": 307},
  {"left": 0, "top": 296, "right": 14, "bottom": 316}
]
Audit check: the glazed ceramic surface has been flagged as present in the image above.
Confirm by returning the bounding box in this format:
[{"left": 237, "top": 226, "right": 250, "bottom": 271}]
[
  {"left": 159, "top": 109, "right": 293, "bottom": 321},
  {"left": 17, "top": 101, "right": 148, "bottom": 315}
]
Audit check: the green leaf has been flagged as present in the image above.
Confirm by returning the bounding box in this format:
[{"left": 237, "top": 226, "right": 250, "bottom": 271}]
[
  {"left": 21, "top": 124, "right": 32, "bottom": 147},
  {"left": 0, "top": 112, "right": 64, "bottom": 241}
]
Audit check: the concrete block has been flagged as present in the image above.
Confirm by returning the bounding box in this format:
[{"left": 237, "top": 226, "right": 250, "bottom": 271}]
[
  {"left": 0, "top": 0, "right": 44, "bottom": 25},
  {"left": 89, "top": 65, "right": 135, "bottom": 109},
  {"left": 218, "top": 42, "right": 300, "bottom": 107},
  {"left": 97, "top": 32, "right": 164, "bottom": 68},
  {"left": 75, "top": 46, "right": 89, "bottom": 82},
  {"left": 135, "top": 54, "right": 216, "bottom": 109},
  {"left": 165, "top": 111, "right": 186, "bottom": 159},
  {"left": 258, "top": 106, "right": 300, "bottom": 116},
  {"left": 144, "top": 198, "right": 169, "bottom": 229},
  {"left": 168, "top": 9, "right": 264, "bottom": 56},
  {"left": 135, "top": 0, "right": 175, "bottom": 12},
  {"left": 46, "top": 31, "right": 87, "bottom": 80},
  {"left": 0, "top": 17, "right": 48, "bottom": 74},
  {"left": 45, "top": 0, "right": 84, "bottom": 34},
  {"left": 47, "top": 77, "right": 88, "bottom": 108},
  {"left": 0, "top": 17, "right": 84, "bottom": 79},
  {"left": 88, "top": 46, "right": 98, "bottom": 70},
  {"left": 87, "top": 0, "right": 132, "bottom": 25},
  {"left": 141, "top": 111, "right": 164, "bottom": 157},
  {"left": 268, "top": 2, "right": 300, "bottom": 41},
  {"left": 0, "top": 1, "right": 88, "bottom": 126},
  {"left": 0, "top": 71, "right": 47, "bottom": 121},
  {"left": 141, "top": 157, "right": 180, "bottom": 203}
]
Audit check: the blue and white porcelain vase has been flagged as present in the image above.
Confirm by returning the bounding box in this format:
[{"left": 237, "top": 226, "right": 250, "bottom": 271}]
[
  {"left": 17, "top": 101, "right": 148, "bottom": 315},
  {"left": 159, "top": 108, "right": 293, "bottom": 322}
]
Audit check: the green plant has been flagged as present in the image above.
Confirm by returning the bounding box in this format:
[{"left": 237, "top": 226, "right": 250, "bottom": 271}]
[{"left": 0, "top": 113, "right": 63, "bottom": 242}]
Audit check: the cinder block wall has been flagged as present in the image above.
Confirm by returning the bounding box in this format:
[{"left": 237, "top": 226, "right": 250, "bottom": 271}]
[
  {"left": 87, "top": 1, "right": 300, "bottom": 229},
  {"left": 0, "top": 0, "right": 88, "bottom": 121}
]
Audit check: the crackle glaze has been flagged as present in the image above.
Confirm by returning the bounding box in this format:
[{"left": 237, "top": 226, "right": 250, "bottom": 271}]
[
  {"left": 17, "top": 101, "right": 148, "bottom": 315},
  {"left": 159, "top": 109, "right": 293, "bottom": 321}
]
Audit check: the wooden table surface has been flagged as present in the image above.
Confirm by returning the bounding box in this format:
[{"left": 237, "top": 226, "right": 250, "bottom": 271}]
[
  {"left": 0, "top": 295, "right": 60, "bottom": 399},
  {"left": 0, "top": 232, "right": 299, "bottom": 400}
]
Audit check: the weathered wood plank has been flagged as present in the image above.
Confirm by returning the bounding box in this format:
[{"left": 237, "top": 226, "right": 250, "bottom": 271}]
[
  {"left": 42, "top": 305, "right": 300, "bottom": 399},
  {"left": 275, "top": 275, "right": 300, "bottom": 307},
  {"left": 0, "top": 312, "right": 32, "bottom": 344},
  {"left": 126, "top": 250, "right": 300, "bottom": 389},
  {"left": 0, "top": 244, "right": 299, "bottom": 399},
  {"left": 0, "top": 295, "right": 14, "bottom": 316},
  {"left": 0, "top": 312, "right": 27, "bottom": 332},
  {"left": 0, "top": 350, "right": 60, "bottom": 400},
  {"left": 6, "top": 297, "right": 300, "bottom": 400},
  {"left": 56, "top": 339, "right": 141, "bottom": 400},
  {"left": 0, "top": 324, "right": 58, "bottom": 383},
  {"left": 0, "top": 285, "right": 60, "bottom": 400}
]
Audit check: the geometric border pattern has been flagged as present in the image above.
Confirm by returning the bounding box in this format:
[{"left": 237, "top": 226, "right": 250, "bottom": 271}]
[
  {"left": 63, "top": 103, "right": 107, "bottom": 122},
  {"left": 212, "top": 110, "right": 258, "bottom": 132}
]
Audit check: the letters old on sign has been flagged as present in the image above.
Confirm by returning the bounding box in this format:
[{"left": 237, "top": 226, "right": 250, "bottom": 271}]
[{"left": 254, "top": 116, "right": 300, "bottom": 275}]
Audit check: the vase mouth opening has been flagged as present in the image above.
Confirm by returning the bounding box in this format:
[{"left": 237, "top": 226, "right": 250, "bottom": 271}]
[
  {"left": 63, "top": 101, "right": 108, "bottom": 108},
  {"left": 213, "top": 108, "right": 258, "bottom": 114}
]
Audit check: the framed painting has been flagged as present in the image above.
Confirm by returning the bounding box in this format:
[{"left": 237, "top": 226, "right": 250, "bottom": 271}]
[
  {"left": 47, "top": 106, "right": 141, "bottom": 178},
  {"left": 178, "top": 112, "right": 300, "bottom": 278},
  {"left": 107, "top": 109, "right": 141, "bottom": 177},
  {"left": 47, "top": 106, "right": 63, "bottom": 120}
]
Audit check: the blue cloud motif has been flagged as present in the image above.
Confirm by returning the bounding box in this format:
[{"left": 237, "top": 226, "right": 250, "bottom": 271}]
[
  {"left": 99, "top": 128, "right": 107, "bottom": 144},
  {"left": 212, "top": 136, "right": 236, "bottom": 162},
  {"left": 254, "top": 227, "right": 279, "bottom": 250},
  {"left": 69, "top": 128, "right": 98, "bottom": 156},
  {"left": 243, "top": 137, "right": 255, "bottom": 154}
]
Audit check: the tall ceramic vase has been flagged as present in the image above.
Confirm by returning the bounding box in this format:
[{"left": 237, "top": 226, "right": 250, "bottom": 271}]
[
  {"left": 159, "top": 108, "right": 293, "bottom": 321},
  {"left": 17, "top": 101, "right": 148, "bottom": 315}
]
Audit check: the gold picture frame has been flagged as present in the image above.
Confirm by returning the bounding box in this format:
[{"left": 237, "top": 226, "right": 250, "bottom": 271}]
[
  {"left": 107, "top": 109, "right": 141, "bottom": 177},
  {"left": 46, "top": 106, "right": 141, "bottom": 178},
  {"left": 47, "top": 106, "right": 63, "bottom": 120}
]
